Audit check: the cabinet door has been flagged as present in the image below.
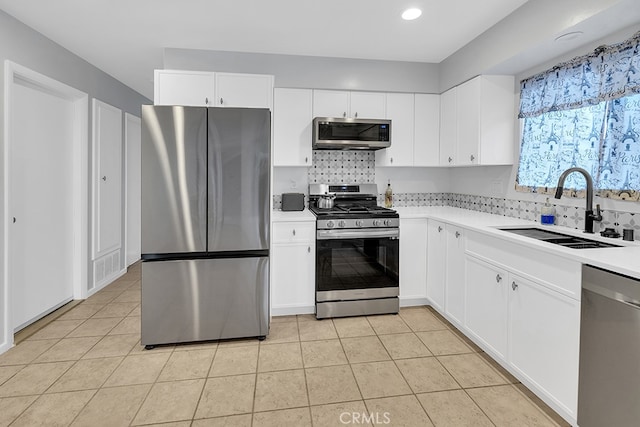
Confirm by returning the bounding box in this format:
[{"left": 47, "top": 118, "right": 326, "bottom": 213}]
[
  {"left": 349, "top": 92, "right": 386, "bottom": 119},
  {"left": 508, "top": 274, "right": 579, "bottom": 418},
  {"left": 439, "top": 88, "right": 457, "bottom": 165},
  {"left": 215, "top": 73, "right": 274, "bottom": 109},
  {"left": 154, "top": 70, "right": 215, "bottom": 106},
  {"left": 376, "top": 93, "right": 414, "bottom": 167},
  {"left": 273, "top": 88, "right": 313, "bottom": 166},
  {"left": 445, "top": 225, "right": 465, "bottom": 326},
  {"left": 465, "top": 255, "right": 508, "bottom": 358},
  {"left": 456, "top": 77, "right": 481, "bottom": 166},
  {"left": 478, "top": 75, "right": 515, "bottom": 165},
  {"left": 271, "top": 243, "right": 315, "bottom": 314},
  {"left": 414, "top": 94, "right": 440, "bottom": 166},
  {"left": 313, "top": 90, "right": 350, "bottom": 118},
  {"left": 399, "top": 218, "right": 427, "bottom": 303},
  {"left": 93, "top": 100, "right": 122, "bottom": 257},
  {"left": 426, "top": 220, "right": 446, "bottom": 312}
]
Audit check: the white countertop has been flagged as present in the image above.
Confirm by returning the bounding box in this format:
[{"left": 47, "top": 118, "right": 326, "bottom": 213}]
[
  {"left": 396, "top": 206, "right": 640, "bottom": 280},
  {"left": 272, "top": 209, "right": 315, "bottom": 222}
]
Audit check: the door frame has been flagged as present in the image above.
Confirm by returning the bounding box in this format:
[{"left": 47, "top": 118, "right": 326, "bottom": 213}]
[
  {"left": 2, "top": 61, "right": 88, "bottom": 353},
  {"left": 125, "top": 112, "right": 141, "bottom": 266}
]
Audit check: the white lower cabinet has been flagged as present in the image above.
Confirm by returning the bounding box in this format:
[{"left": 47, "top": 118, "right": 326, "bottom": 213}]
[
  {"left": 465, "top": 255, "right": 508, "bottom": 359},
  {"left": 444, "top": 225, "right": 465, "bottom": 326},
  {"left": 399, "top": 218, "right": 427, "bottom": 305},
  {"left": 508, "top": 273, "right": 579, "bottom": 419},
  {"left": 425, "top": 225, "right": 580, "bottom": 425},
  {"left": 271, "top": 221, "right": 315, "bottom": 315},
  {"left": 426, "top": 220, "right": 446, "bottom": 311}
]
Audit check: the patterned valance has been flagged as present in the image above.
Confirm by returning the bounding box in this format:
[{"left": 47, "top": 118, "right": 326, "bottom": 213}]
[{"left": 519, "top": 31, "right": 640, "bottom": 118}]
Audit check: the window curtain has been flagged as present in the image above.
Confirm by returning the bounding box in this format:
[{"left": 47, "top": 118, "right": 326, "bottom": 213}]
[{"left": 516, "top": 32, "right": 640, "bottom": 200}]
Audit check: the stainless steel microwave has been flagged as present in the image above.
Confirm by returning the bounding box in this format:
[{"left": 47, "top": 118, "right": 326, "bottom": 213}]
[{"left": 312, "top": 117, "right": 391, "bottom": 150}]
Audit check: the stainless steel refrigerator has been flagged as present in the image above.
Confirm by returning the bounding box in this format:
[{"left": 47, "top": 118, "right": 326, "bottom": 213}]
[{"left": 140, "top": 106, "right": 270, "bottom": 348}]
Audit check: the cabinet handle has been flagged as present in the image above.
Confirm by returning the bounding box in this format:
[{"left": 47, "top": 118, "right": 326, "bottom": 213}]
[
  {"left": 305, "top": 157, "right": 308, "bottom": 163},
  {"left": 455, "top": 231, "right": 460, "bottom": 238},
  {"left": 448, "top": 157, "right": 453, "bottom": 163},
  {"left": 390, "top": 157, "right": 393, "bottom": 164},
  {"left": 220, "top": 97, "right": 224, "bottom": 105},
  {"left": 354, "top": 112, "right": 358, "bottom": 118},
  {"left": 13, "top": 217, "right": 16, "bottom": 223},
  {"left": 308, "top": 246, "right": 311, "bottom": 253},
  {"left": 496, "top": 274, "right": 502, "bottom": 283},
  {"left": 343, "top": 112, "right": 347, "bottom": 118},
  {"left": 438, "top": 226, "right": 442, "bottom": 232},
  {"left": 512, "top": 281, "right": 518, "bottom": 291},
  {"left": 292, "top": 229, "right": 296, "bottom": 236},
  {"left": 470, "top": 154, "right": 475, "bottom": 162},
  {"left": 205, "top": 97, "right": 209, "bottom": 105},
  {"left": 102, "top": 176, "right": 107, "bottom": 181}
]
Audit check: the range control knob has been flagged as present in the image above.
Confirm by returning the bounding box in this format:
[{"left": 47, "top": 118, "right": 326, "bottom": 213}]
[
  {"left": 355, "top": 219, "right": 364, "bottom": 227},
  {"left": 384, "top": 219, "right": 391, "bottom": 226},
  {"left": 326, "top": 220, "right": 335, "bottom": 228},
  {"left": 373, "top": 219, "right": 381, "bottom": 227},
  {"left": 338, "top": 220, "right": 346, "bottom": 228}
]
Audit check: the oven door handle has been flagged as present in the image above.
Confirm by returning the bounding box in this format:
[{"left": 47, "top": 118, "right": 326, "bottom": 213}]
[{"left": 317, "top": 229, "right": 399, "bottom": 240}]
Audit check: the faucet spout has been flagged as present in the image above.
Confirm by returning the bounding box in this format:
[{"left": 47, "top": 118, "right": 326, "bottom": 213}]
[{"left": 554, "top": 167, "right": 601, "bottom": 233}]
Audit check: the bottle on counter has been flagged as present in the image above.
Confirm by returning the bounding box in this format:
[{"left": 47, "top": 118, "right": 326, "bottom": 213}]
[
  {"left": 385, "top": 180, "right": 393, "bottom": 208},
  {"left": 541, "top": 197, "right": 555, "bottom": 225}
]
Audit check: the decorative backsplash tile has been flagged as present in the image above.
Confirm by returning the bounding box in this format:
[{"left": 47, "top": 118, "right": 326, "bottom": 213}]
[{"left": 308, "top": 150, "right": 375, "bottom": 184}]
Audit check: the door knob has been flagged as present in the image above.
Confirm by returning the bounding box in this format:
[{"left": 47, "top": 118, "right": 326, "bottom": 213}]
[
  {"left": 102, "top": 176, "right": 107, "bottom": 181},
  {"left": 438, "top": 226, "right": 442, "bottom": 232},
  {"left": 220, "top": 98, "right": 224, "bottom": 105},
  {"left": 470, "top": 154, "right": 475, "bottom": 162},
  {"left": 455, "top": 231, "right": 460, "bottom": 238},
  {"left": 496, "top": 274, "right": 502, "bottom": 283},
  {"left": 512, "top": 281, "right": 518, "bottom": 290},
  {"left": 448, "top": 157, "right": 453, "bottom": 163}
]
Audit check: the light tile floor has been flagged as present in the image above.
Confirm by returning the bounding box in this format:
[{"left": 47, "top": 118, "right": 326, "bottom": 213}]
[{"left": 0, "top": 264, "right": 570, "bottom": 426}]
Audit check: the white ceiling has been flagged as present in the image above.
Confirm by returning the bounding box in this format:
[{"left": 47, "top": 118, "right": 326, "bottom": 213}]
[{"left": 0, "top": 0, "right": 529, "bottom": 99}]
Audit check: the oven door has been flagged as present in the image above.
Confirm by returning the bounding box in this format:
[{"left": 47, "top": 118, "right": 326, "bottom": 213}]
[{"left": 316, "top": 228, "right": 399, "bottom": 302}]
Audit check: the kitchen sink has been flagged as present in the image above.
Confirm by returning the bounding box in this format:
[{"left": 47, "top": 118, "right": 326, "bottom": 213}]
[{"left": 499, "top": 227, "right": 621, "bottom": 249}]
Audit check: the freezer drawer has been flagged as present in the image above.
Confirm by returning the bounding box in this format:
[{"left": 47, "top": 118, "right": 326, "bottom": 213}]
[{"left": 141, "top": 257, "right": 269, "bottom": 346}]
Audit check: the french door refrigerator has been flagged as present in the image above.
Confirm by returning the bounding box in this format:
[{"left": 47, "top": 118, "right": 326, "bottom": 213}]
[{"left": 140, "top": 106, "right": 270, "bottom": 348}]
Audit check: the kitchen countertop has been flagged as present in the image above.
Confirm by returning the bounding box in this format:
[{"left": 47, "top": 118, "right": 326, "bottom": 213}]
[
  {"left": 272, "top": 208, "right": 316, "bottom": 222},
  {"left": 396, "top": 206, "right": 640, "bottom": 280}
]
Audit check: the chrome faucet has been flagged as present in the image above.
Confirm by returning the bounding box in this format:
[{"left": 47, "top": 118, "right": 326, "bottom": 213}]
[{"left": 554, "top": 167, "right": 602, "bottom": 233}]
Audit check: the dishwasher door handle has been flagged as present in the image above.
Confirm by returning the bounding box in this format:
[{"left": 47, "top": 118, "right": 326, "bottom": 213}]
[{"left": 584, "top": 281, "right": 640, "bottom": 310}]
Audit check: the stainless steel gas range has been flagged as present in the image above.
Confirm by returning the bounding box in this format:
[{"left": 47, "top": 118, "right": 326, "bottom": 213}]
[{"left": 309, "top": 184, "right": 399, "bottom": 319}]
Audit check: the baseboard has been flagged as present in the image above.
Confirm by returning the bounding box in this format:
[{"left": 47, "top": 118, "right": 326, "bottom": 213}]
[
  {"left": 87, "top": 267, "right": 127, "bottom": 297},
  {"left": 271, "top": 305, "right": 315, "bottom": 316},
  {"left": 399, "top": 297, "right": 429, "bottom": 307}
]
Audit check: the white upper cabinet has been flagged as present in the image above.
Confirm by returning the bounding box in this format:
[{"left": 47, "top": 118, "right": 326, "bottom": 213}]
[
  {"left": 154, "top": 70, "right": 215, "bottom": 106},
  {"left": 439, "top": 86, "right": 458, "bottom": 165},
  {"left": 312, "top": 90, "right": 386, "bottom": 119},
  {"left": 413, "top": 94, "right": 440, "bottom": 167},
  {"left": 215, "top": 72, "right": 274, "bottom": 109},
  {"left": 273, "top": 88, "right": 313, "bottom": 166},
  {"left": 439, "top": 75, "right": 515, "bottom": 166},
  {"left": 154, "top": 70, "right": 274, "bottom": 109},
  {"left": 376, "top": 93, "right": 414, "bottom": 167},
  {"left": 349, "top": 92, "right": 386, "bottom": 119}
]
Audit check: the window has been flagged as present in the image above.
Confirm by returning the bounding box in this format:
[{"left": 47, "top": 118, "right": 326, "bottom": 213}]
[{"left": 516, "top": 32, "right": 640, "bottom": 201}]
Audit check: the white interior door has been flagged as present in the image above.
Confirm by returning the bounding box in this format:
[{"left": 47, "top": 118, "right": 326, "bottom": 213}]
[
  {"left": 10, "top": 77, "right": 75, "bottom": 331},
  {"left": 125, "top": 113, "right": 141, "bottom": 266}
]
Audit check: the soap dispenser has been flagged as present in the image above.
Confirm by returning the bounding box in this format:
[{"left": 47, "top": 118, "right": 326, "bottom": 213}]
[
  {"left": 541, "top": 198, "right": 555, "bottom": 225},
  {"left": 384, "top": 180, "right": 393, "bottom": 208}
]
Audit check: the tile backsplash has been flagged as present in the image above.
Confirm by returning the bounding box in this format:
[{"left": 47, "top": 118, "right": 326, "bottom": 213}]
[{"left": 308, "top": 150, "right": 375, "bottom": 184}]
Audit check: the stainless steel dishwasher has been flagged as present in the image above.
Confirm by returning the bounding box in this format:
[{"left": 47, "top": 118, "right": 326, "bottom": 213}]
[{"left": 578, "top": 265, "right": 640, "bottom": 427}]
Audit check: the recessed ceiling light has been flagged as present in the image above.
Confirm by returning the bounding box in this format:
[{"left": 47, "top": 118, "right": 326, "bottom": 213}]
[
  {"left": 555, "top": 31, "right": 584, "bottom": 43},
  {"left": 402, "top": 8, "right": 422, "bottom": 21}
]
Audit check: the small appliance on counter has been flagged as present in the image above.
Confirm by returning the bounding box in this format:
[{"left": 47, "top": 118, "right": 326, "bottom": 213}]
[{"left": 281, "top": 193, "right": 305, "bottom": 211}]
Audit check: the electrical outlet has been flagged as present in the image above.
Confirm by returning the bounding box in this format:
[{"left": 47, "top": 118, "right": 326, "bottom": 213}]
[{"left": 491, "top": 180, "right": 503, "bottom": 195}]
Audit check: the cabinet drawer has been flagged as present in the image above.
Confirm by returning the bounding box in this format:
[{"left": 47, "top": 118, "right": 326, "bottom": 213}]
[
  {"left": 465, "top": 230, "right": 581, "bottom": 300},
  {"left": 273, "top": 222, "right": 315, "bottom": 243}
]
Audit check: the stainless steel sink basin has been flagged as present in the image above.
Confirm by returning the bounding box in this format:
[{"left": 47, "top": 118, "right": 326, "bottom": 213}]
[{"left": 499, "top": 227, "right": 621, "bottom": 249}]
